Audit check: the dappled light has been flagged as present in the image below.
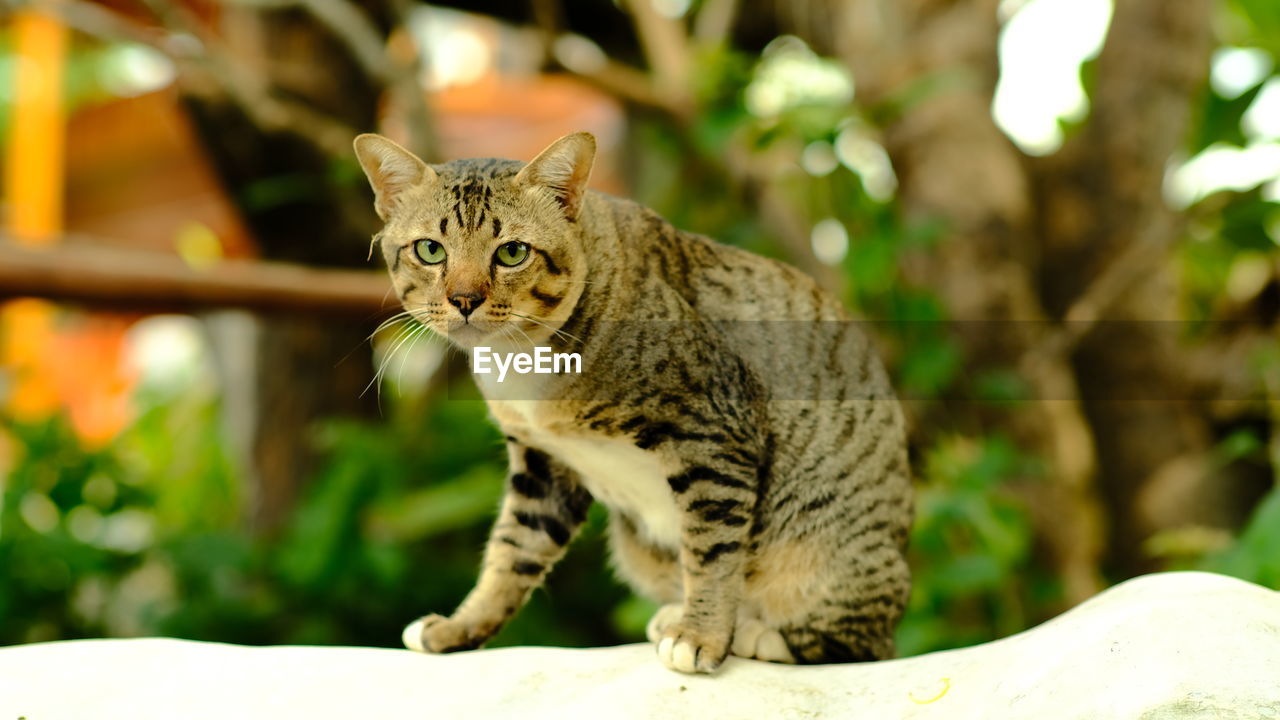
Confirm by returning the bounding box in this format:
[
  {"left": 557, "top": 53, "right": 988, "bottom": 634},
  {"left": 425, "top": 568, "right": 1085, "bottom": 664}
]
[{"left": 992, "top": 0, "right": 1113, "bottom": 155}]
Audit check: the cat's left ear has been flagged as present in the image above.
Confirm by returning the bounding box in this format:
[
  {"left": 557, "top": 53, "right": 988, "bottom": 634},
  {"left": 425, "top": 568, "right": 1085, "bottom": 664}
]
[{"left": 515, "top": 132, "right": 596, "bottom": 221}]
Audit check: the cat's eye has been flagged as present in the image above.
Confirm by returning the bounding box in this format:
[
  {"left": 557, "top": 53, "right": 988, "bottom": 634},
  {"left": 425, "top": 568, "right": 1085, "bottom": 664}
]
[
  {"left": 494, "top": 241, "right": 530, "bottom": 267},
  {"left": 413, "top": 239, "right": 446, "bottom": 265}
]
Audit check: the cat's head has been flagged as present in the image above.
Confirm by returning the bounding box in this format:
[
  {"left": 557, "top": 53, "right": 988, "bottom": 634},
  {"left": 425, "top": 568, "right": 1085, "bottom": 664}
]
[{"left": 354, "top": 132, "right": 595, "bottom": 351}]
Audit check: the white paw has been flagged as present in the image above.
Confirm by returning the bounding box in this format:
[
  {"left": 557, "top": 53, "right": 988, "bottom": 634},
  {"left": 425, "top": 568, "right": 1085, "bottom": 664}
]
[
  {"left": 657, "top": 636, "right": 695, "bottom": 673},
  {"left": 400, "top": 613, "right": 485, "bottom": 653},
  {"left": 654, "top": 622, "right": 730, "bottom": 674},
  {"left": 402, "top": 618, "right": 427, "bottom": 652},
  {"left": 645, "top": 603, "right": 684, "bottom": 644},
  {"left": 731, "top": 617, "right": 794, "bottom": 663}
]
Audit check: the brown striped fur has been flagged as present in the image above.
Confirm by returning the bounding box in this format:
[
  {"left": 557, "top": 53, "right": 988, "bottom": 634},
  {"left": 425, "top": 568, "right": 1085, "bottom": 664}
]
[{"left": 355, "top": 132, "right": 912, "bottom": 674}]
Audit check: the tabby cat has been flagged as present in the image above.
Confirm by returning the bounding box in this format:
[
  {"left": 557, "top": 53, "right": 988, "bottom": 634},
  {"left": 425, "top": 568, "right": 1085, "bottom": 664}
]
[{"left": 353, "top": 131, "right": 912, "bottom": 674}]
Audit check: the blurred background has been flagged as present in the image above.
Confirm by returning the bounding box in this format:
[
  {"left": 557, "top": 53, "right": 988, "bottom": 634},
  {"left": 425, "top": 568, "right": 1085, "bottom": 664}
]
[{"left": 1, "top": 0, "right": 1278, "bottom": 656}]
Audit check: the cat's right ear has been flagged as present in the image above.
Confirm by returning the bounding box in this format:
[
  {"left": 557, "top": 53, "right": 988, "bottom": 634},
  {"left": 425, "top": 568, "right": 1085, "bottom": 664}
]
[{"left": 353, "top": 134, "right": 436, "bottom": 221}]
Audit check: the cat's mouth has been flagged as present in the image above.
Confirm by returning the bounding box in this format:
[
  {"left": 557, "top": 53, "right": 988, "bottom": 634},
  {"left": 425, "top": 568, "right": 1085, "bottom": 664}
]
[{"left": 438, "top": 318, "right": 502, "bottom": 347}]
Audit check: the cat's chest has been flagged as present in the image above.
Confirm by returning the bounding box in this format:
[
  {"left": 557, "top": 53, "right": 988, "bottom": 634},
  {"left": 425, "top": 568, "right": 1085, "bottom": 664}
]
[
  {"left": 543, "top": 433, "right": 681, "bottom": 548},
  {"left": 491, "top": 400, "right": 682, "bottom": 549}
]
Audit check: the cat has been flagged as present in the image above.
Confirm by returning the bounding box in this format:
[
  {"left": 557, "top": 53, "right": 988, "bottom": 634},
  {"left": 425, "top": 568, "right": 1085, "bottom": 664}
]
[{"left": 353, "top": 131, "right": 913, "bottom": 674}]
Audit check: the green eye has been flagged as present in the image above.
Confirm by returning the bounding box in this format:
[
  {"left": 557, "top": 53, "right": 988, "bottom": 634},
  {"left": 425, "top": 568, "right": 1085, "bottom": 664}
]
[
  {"left": 495, "top": 241, "right": 530, "bottom": 267},
  {"left": 413, "top": 239, "right": 446, "bottom": 264}
]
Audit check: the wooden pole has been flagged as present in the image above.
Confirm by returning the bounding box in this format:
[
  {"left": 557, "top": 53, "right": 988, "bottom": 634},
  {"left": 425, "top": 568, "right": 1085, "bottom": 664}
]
[
  {"left": 0, "top": 241, "right": 395, "bottom": 317},
  {"left": 4, "top": 10, "right": 67, "bottom": 246},
  {"left": 3, "top": 10, "right": 68, "bottom": 421}
]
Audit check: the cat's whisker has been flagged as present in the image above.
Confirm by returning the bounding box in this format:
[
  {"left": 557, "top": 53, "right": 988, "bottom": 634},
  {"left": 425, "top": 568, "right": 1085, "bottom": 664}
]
[
  {"left": 496, "top": 322, "right": 524, "bottom": 352},
  {"left": 362, "top": 322, "right": 425, "bottom": 400},
  {"left": 396, "top": 323, "right": 433, "bottom": 390},
  {"left": 510, "top": 311, "right": 583, "bottom": 346},
  {"left": 503, "top": 320, "right": 538, "bottom": 350},
  {"left": 369, "top": 311, "right": 419, "bottom": 341},
  {"left": 387, "top": 322, "right": 438, "bottom": 394},
  {"left": 336, "top": 310, "right": 419, "bottom": 371},
  {"left": 377, "top": 305, "right": 436, "bottom": 327}
]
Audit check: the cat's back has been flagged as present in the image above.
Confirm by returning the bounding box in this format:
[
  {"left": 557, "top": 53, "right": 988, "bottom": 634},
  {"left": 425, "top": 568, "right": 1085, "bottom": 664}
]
[
  {"left": 591, "top": 193, "right": 847, "bottom": 324},
  {"left": 592, "top": 195, "right": 882, "bottom": 397}
]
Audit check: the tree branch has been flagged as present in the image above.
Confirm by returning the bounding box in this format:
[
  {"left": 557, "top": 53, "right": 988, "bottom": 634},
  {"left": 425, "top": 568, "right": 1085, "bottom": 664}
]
[
  {"left": 224, "top": 0, "right": 390, "bottom": 81},
  {"left": 1023, "top": 210, "right": 1181, "bottom": 371},
  {"left": 371, "top": 0, "right": 442, "bottom": 160},
  {"left": 692, "top": 0, "right": 738, "bottom": 48},
  {"left": 0, "top": 240, "right": 393, "bottom": 316},
  {"left": 620, "top": 0, "right": 693, "bottom": 116},
  {"left": 31, "top": 0, "right": 361, "bottom": 159},
  {"left": 554, "top": 2, "right": 835, "bottom": 291},
  {"left": 224, "top": 0, "right": 437, "bottom": 159},
  {"left": 26, "top": 0, "right": 170, "bottom": 52}
]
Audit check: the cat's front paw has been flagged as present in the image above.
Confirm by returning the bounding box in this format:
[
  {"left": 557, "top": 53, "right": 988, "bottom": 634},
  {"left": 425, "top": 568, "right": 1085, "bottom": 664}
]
[
  {"left": 655, "top": 621, "right": 731, "bottom": 674},
  {"left": 401, "top": 614, "right": 484, "bottom": 654},
  {"left": 645, "top": 603, "right": 684, "bottom": 644}
]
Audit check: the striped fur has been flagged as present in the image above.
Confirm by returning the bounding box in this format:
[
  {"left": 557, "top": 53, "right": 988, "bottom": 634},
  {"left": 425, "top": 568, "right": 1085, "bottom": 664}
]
[{"left": 355, "top": 132, "right": 912, "bottom": 674}]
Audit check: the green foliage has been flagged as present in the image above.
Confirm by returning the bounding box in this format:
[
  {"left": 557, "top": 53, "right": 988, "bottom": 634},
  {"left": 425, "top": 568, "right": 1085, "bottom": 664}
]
[
  {"left": 1, "top": 417, "right": 133, "bottom": 643},
  {"left": 1193, "top": 81, "right": 1265, "bottom": 153},
  {"left": 1204, "top": 487, "right": 1280, "bottom": 588},
  {"left": 0, "top": 370, "right": 637, "bottom": 649},
  {"left": 1179, "top": 189, "right": 1280, "bottom": 328},
  {"left": 896, "top": 435, "right": 1048, "bottom": 656},
  {"left": 1224, "top": 0, "right": 1280, "bottom": 56}
]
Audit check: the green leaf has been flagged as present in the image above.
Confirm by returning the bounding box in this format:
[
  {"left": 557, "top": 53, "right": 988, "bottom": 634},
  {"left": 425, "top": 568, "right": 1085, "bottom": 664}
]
[
  {"left": 931, "top": 553, "right": 1004, "bottom": 595},
  {"left": 364, "top": 466, "right": 503, "bottom": 542},
  {"left": 1205, "top": 487, "right": 1280, "bottom": 588},
  {"left": 974, "top": 370, "right": 1031, "bottom": 402},
  {"left": 898, "top": 335, "right": 961, "bottom": 398},
  {"left": 1192, "top": 81, "right": 1264, "bottom": 154},
  {"left": 1228, "top": 0, "right": 1280, "bottom": 55},
  {"left": 610, "top": 594, "right": 660, "bottom": 640}
]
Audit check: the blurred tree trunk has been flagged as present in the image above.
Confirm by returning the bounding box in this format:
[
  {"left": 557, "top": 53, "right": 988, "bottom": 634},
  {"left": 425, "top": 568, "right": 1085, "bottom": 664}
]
[
  {"left": 786, "top": 0, "right": 1223, "bottom": 585},
  {"left": 785, "top": 0, "right": 1104, "bottom": 604},
  {"left": 177, "top": 5, "right": 386, "bottom": 534},
  {"left": 1031, "top": 0, "right": 1227, "bottom": 575}
]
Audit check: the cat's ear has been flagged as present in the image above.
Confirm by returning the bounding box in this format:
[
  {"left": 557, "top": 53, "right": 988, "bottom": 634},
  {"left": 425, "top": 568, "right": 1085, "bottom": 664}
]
[
  {"left": 515, "top": 132, "right": 596, "bottom": 221},
  {"left": 353, "top": 134, "right": 436, "bottom": 220}
]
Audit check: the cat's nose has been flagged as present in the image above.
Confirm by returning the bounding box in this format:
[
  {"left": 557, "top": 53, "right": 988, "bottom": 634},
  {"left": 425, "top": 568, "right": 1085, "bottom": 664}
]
[{"left": 448, "top": 292, "right": 486, "bottom": 318}]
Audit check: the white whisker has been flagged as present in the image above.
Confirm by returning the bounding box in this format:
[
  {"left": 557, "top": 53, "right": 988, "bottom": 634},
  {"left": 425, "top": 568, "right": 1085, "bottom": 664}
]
[
  {"left": 504, "top": 320, "right": 537, "bottom": 350},
  {"left": 511, "top": 311, "right": 583, "bottom": 347},
  {"left": 396, "top": 323, "right": 433, "bottom": 390},
  {"left": 363, "top": 322, "right": 424, "bottom": 401},
  {"left": 369, "top": 311, "right": 418, "bottom": 340}
]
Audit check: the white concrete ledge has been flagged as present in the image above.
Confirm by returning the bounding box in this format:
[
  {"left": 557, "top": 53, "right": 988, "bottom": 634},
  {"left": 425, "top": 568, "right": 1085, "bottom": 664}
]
[{"left": 2, "top": 572, "right": 1278, "bottom": 719}]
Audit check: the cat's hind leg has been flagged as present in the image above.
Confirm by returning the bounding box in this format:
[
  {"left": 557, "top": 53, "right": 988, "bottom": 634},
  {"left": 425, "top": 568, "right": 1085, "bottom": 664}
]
[
  {"left": 730, "top": 614, "right": 794, "bottom": 663},
  {"left": 648, "top": 607, "right": 795, "bottom": 664},
  {"left": 777, "top": 612, "right": 896, "bottom": 663},
  {"left": 730, "top": 593, "right": 902, "bottom": 664},
  {"left": 740, "top": 535, "right": 909, "bottom": 664},
  {"left": 775, "top": 555, "right": 910, "bottom": 663},
  {"left": 607, "top": 513, "right": 683, "bottom": 605}
]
